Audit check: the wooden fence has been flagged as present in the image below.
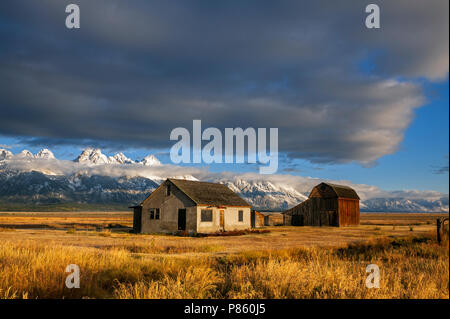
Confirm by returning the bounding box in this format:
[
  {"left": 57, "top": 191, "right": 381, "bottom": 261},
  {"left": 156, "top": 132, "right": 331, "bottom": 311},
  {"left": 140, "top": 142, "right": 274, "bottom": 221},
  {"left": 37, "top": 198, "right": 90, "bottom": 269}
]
[{"left": 436, "top": 217, "right": 449, "bottom": 244}]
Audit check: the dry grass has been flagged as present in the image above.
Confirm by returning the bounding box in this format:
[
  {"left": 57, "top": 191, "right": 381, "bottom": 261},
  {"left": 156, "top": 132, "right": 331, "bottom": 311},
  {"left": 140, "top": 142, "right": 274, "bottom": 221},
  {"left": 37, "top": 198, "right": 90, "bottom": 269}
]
[
  {"left": 0, "top": 235, "right": 447, "bottom": 299},
  {"left": 0, "top": 212, "right": 132, "bottom": 231},
  {"left": 360, "top": 213, "right": 447, "bottom": 226},
  {"left": 114, "top": 266, "right": 222, "bottom": 299},
  {"left": 0, "top": 212, "right": 448, "bottom": 299}
]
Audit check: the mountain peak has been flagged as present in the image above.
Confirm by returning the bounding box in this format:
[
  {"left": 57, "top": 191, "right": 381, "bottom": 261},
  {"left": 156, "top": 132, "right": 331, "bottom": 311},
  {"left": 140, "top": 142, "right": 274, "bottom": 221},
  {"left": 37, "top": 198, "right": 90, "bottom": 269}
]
[
  {"left": 35, "top": 148, "right": 56, "bottom": 160},
  {"left": 74, "top": 148, "right": 145, "bottom": 165},
  {"left": 0, "top": 148, "right": 14, "bottom": 161},
  {"left": 140, "top": 154, "right": 161, "bottom": 166},
  {"left": 75, "top": 148, "right": 109, "bottom": 164},
  {"left": 108, "top": 152, "right": 134, "bottom": 164},
  {"left": 16, "top": 149, "right": 34, "bottom": 158}
]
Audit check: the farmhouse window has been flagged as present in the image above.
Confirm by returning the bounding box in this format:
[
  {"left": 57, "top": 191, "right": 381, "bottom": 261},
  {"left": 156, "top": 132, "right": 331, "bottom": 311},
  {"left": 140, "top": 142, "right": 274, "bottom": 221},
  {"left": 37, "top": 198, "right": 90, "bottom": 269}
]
[
  {"left": 155, "top": 208, "right": 160, "bottom": 220},
  {"left": 166, "top": 184, "right": 171, "bottom": 196},
  {"left": 238, "top": 210, "right": 244, "bottom": 222},
  {"left": 150, "top": 209, "right": 155, "bottom": 219},
  {"left": 201, "top": 209, "right": 213, "bottom": 222}
]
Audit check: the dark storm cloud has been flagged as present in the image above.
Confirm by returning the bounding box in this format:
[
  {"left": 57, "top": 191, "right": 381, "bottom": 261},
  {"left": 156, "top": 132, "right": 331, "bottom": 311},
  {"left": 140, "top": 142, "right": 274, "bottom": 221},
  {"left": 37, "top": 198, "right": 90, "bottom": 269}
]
[{"left": 0, "top": 0, "right": 448, "bottom": 164}]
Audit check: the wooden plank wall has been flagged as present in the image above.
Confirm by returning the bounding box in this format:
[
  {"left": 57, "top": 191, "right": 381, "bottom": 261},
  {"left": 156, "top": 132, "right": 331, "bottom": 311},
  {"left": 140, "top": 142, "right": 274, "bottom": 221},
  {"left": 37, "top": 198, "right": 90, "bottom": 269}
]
[
  {"left": 284, "top": 198, "right": 339, "bottom": 226},
  {"left": 338, "top": 198, "right": 360, "bottom": 226}
]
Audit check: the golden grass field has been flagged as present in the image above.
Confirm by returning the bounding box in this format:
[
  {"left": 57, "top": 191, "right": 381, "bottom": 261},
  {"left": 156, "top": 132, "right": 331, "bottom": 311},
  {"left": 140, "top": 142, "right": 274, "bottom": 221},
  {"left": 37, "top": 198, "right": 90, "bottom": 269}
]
[{"left": 0, "top": 212, "right": 448, "bottom": 299}]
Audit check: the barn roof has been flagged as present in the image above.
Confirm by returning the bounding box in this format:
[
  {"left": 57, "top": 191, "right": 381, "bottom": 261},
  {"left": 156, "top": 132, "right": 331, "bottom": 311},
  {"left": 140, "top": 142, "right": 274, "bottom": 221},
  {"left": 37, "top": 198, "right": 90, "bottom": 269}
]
[
  {"left": 311, "top": 182, "right": 360, "bottom": 200},
  {"left": 168, "top": 178, "right": 251, "bottom": 207}
]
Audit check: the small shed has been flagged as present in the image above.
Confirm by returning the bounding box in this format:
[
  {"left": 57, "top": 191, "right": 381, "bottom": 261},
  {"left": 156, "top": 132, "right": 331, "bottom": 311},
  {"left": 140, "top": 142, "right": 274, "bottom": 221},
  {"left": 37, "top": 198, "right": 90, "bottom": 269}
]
[
  {"left": 261, "top": 212, "right": 284, "bottom": 226},
  {"left": 283, "top": 182, "right": 360, "bottom": 227},
  {"left": 251, "top": 210, "right": 265, "bottom": 228}
]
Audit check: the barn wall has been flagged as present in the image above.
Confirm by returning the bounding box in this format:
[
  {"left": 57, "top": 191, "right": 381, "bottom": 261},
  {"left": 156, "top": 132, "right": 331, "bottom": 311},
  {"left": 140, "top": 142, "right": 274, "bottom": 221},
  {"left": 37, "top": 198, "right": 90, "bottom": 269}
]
[
  {"left": 284, "top": 198, "right": 339, "bottom": 226},
  {"left": 140, "top": 181, "right": 197, "bottom": 233},
  {"left": 338, "top": 198, "right": 360, "bottom": 226},
  {"left": 196, "top": 206, "right": 251, "bottom": 233}
]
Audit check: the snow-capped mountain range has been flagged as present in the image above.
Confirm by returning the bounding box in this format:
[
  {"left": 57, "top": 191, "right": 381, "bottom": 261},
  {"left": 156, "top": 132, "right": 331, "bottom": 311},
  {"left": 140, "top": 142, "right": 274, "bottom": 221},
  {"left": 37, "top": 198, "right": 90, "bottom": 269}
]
[
  {"left": 1, "top": 147, "right": 162, "bottom": 166},
  {"left": 75, "top": 148, "right": 161, "bottom": 166},
  {"left": 221, "top": 179, "right": 309, "bottom": 211},
  {"left": 1, "top": 148, "right": 57, "bottom": 160},
  {"left": 0, "top": 148, "right": 448, "bottom": 212}
]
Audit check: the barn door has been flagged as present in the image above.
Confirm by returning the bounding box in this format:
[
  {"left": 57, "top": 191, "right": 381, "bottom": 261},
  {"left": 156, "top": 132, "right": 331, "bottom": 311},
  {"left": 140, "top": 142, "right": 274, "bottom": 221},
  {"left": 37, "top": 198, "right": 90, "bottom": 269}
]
[
  {"left": 328, "top": 210, "right": 337, "bottom": 226},
  {"left": 220, "top": 210, "right": 225, "bottom": 231},
  {"left": 292, "top": 215, "right": 304, "bottom": 226},
  {"left": 178, "top": 209, "right": 186, "bottom": 231},
  {"left": 319, "top": 212, "right": 328, "bottom": 226}
]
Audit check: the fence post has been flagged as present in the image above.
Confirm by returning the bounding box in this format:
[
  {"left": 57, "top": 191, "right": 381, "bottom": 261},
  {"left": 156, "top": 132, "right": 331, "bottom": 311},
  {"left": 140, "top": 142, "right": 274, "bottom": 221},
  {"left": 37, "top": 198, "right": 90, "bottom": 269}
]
[{"left": 437, "top": 218, "right": 441, "bottom": 244}]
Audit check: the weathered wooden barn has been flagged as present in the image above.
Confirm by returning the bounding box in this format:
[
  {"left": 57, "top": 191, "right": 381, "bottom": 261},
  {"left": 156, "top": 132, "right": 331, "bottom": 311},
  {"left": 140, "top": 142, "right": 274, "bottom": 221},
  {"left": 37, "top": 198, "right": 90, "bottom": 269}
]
[
  {"left": 131, "top": 178, "right": 251, "bottom": 234},
  {"left": 283, "top": 182, "right": 360, "bottom": 227}
]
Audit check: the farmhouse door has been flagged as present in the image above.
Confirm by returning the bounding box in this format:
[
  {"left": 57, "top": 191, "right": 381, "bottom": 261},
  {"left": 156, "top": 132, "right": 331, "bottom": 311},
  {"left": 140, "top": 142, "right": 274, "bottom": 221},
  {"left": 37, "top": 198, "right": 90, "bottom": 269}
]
[
  {"left": 178, "top": 209, "right": 186, "bottom": 231},
  {"left": 219, "top": 210, "right": 225, "bottom": 231},
  {"left": 251, "top": 211, "right": 255, "bottom": 228},
  {"left": 133, "top": 207, "right": 142, "bottom": 233}
]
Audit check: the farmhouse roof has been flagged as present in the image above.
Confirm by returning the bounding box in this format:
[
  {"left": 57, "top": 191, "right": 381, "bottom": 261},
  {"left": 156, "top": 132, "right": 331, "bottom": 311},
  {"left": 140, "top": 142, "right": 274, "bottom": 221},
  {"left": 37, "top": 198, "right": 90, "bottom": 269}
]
[{"left": 168, "top": 178, "right": 251, "bottom": 207}]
